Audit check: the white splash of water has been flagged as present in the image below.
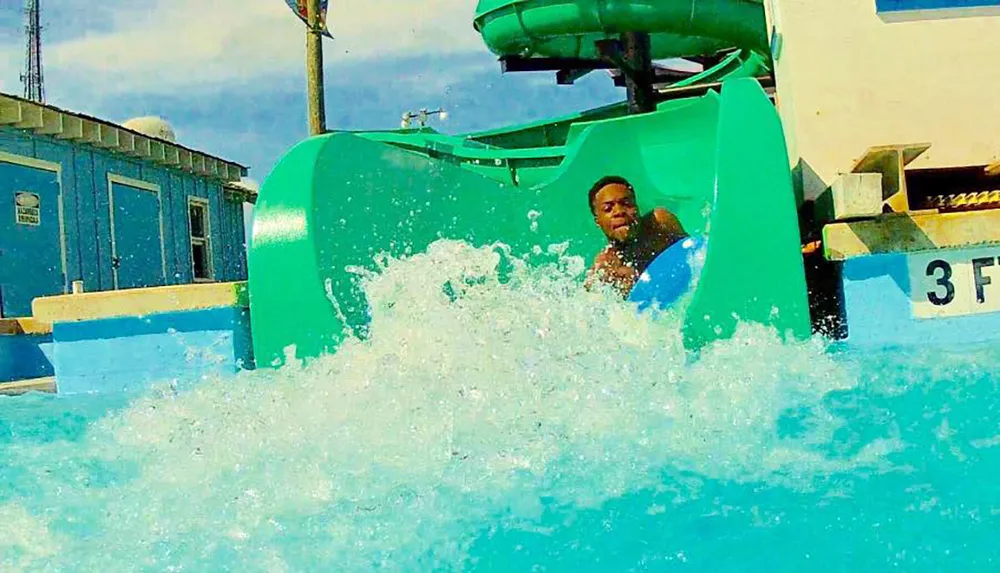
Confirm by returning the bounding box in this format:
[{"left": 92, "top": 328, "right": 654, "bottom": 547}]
[{"left": 0, "top": 239, "right": 896, "bottom": 571}]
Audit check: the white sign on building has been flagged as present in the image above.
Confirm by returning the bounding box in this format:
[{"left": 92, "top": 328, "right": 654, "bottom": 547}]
[{"left": 15, "top": 191, "right": 40, "bottom": 226}]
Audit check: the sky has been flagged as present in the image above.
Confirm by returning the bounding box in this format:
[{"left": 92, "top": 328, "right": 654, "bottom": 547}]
[{"left": 0, "top": 0, "right": 626, "bottom": 194}]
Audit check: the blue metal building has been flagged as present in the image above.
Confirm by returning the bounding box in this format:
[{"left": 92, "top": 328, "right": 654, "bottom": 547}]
[{"left": 0, "top": 92, "right": 254, "bottom": 318}]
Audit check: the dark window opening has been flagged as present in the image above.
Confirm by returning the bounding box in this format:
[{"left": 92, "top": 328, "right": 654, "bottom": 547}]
[
  {"left": 192, "top": 241, "right": 210, "bottom": 281},
  {"left": 189, "top": 203, "right": 207, "bottom": 239},
  {"left": 188, "top": 199, "right": 213, "bottom": 281}
]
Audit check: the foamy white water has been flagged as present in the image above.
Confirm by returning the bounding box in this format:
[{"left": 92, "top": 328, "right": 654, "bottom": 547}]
[{"left": 2, "top": 239, "right": 990, "bottom": 572}]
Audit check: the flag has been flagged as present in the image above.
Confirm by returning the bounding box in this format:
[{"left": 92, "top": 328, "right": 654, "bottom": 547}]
[{"left": 285, "top": 0, "right": 333, "bottom": 38}]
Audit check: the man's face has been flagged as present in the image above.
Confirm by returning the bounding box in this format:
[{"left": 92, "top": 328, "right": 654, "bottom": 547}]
[{"left": 593, "top": 183, "right": 639, "bottom": 243}]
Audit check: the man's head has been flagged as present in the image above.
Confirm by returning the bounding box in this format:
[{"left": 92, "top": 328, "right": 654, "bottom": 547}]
[{"left": 589, "top": 176, "right": 639, "bottom": 243}]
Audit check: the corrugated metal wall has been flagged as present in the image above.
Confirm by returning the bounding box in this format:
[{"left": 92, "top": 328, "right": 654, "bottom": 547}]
[{"left": 0, "top": 126, "right": 248, "bottom": 297}]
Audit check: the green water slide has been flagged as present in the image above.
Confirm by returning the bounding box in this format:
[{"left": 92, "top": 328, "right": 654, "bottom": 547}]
[
  {"left": 247, "top": 0, "right": 811, "bottom": 367},
  {"left": 473, "top": 0, "right": 770, "bottom": 60}
]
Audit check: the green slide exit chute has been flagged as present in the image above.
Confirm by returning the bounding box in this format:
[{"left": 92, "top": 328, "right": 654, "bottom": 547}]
[{"left": 246, "top": 0, "right": 811, "bottom": 367}]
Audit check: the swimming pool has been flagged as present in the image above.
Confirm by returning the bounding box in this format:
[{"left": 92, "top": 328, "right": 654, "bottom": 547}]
[{"left": 1, "top": 240, "right": 997, "bottom": 571}]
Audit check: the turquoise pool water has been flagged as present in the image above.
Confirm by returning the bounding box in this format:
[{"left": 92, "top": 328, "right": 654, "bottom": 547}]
[{"left": 1, "top": 240, "right": 998, "bottom": 571}]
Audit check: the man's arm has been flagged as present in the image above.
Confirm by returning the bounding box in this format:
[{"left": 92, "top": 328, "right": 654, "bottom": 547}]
[
  {"left": 585, "top": 249, "right": 636, "bottom": 296},
  {"left": 585, "top": 249, "right": 615, "bottom": 290}
]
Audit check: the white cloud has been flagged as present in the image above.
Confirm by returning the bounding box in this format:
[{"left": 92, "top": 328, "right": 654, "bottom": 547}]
[
  {"left": 0, "top": 42, "right": 21, "bottom": 95},
  {"left": 40, "top": 0, "right": 487, "bottom": 95}
]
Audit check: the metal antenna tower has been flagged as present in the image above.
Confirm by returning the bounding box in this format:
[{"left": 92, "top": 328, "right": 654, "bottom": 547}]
[{"left": 21, "top": 0, "right": 44, "bottom": 103}]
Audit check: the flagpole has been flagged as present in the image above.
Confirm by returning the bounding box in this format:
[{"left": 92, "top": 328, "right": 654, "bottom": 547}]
[{"left": 306, "top": 0, "right": 327, "bottom": 135}]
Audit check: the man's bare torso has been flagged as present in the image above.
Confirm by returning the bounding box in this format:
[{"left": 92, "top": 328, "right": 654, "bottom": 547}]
[{"left": 587, "top": 208, "right": 686, "bottom": 296}]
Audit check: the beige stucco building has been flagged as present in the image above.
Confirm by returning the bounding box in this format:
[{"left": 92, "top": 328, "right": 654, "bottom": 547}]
[{"left": 763, "top": 0, "right": 1000, "bottom": 202}]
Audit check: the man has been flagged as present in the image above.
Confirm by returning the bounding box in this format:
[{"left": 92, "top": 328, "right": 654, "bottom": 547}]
[{"left": 585, "top": 176, "right": 688, "bottom": 297}]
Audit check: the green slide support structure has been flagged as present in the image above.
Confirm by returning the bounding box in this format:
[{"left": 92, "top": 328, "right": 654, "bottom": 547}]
[{"left": 247, "top": 0, "right": 811, "bottom": 367}]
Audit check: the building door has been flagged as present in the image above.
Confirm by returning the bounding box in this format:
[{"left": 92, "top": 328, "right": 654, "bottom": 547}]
[
  {"left": 0, "top": 156, "right": 65, "bottom": 318},
  {"left": 108, "top": 175, "right": 165, "bottom": 290}
]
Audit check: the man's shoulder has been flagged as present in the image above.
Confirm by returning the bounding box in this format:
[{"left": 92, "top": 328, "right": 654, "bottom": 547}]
[
  {"left": 648, "top": 207, "right": 685, "bottom": 234},
  {"left": 650, "top": 207, "right": 675, "bottom": 223}
]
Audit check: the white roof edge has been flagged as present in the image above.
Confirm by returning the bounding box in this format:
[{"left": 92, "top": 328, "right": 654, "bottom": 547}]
[
  {"left": 0, "top": 93, "right": 248, "bottom": 183},
  {"left": 223, "top": 180, "right": 259, "bottom": 204}
]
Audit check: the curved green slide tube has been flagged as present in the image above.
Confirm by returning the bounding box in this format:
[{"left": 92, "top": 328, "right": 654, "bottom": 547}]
[
  {"left": 248, "top": 79, "right": 810, "bottom": 367},
  {"left": 473, "top": 0, "right": 769, "bottom": 60}
]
